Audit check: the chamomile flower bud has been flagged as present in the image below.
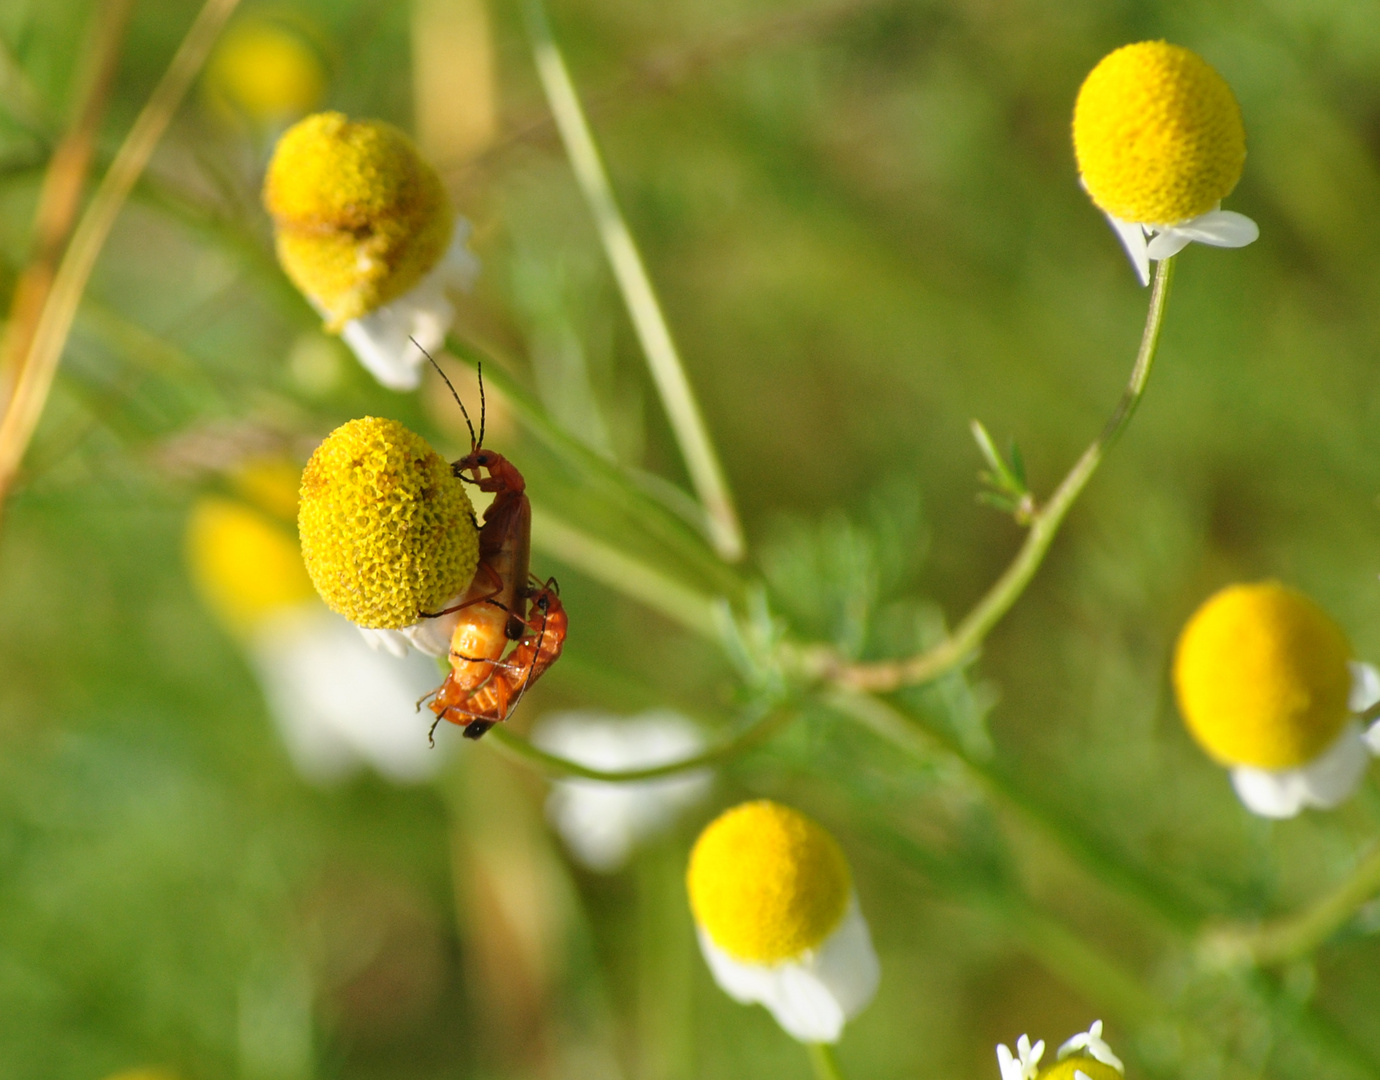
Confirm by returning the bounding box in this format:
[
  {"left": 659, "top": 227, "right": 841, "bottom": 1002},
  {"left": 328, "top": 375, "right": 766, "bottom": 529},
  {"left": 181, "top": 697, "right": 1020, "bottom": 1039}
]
[
  {"left": 1173, "top": 581, "right": 1380, "bottom": 818},
  {"left": 186, "top": 464, "right": 455, "bottom": 783},
  {"left": 264, "top": 112, "right": 479, "bottom": 389},
  {"left": 1073, "top": 42, "right": 1258, "bottom": 285},
  {"left": 533, "top": 710, "right": 712, "bottom": 873},
  {"left": 203, "top": 16, "right": 326, "bottom": 129},
  {"left": 998, "top": 1022, "right": 1123, "bottom": 1080},
  {"left": 298, "top": 417, "right": 478, "bottom": 643},
  {"left": 686, "top": 800, "right": 879, "bottom": 1043}
]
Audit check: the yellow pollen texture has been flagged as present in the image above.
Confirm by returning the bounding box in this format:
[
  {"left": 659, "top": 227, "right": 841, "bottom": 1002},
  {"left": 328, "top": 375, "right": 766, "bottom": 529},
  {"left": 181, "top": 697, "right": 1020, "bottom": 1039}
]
[
  {"left": 1073, "top": 41, "right": 1246, "bottom": 226},
  {"left": 204, "top": 20, "right": 325, "bottom": 126},
  {"left": 1039, "top": 1060, "right": 1123, "bottom": 1080},
  {"left": 1173, "top": 582, "right": 1352, "bottom": 770},
  {"left": 687, "top": 800, "right": 851, "bottom": 964},
  {"left": 187, "top": 498, "right": 316, "bottom": 634},
  {"left": 298, "top": 417, "right": 477, "bottom": 629},
  {"left": 264, "top": 112, "right": 453, "bottom": 329}
]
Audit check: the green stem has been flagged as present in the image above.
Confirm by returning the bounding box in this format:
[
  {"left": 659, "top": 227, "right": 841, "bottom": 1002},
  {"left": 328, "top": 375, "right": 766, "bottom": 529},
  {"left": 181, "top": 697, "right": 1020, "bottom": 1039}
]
[
  {"left": 806, "top": 1042, "right": 848, "bottom": 1080},
  {"left": 823, "top": 256, "right": 1176, "bottom": 692},
  {"left": 520, "top": 0, "right": 745, "bottom": 562},
  {"left": 1205, "top": 840, "right": 1380, "bottom": 967},
  {"left": 483, "top": 704, "right": 797, "bottom": 782}
]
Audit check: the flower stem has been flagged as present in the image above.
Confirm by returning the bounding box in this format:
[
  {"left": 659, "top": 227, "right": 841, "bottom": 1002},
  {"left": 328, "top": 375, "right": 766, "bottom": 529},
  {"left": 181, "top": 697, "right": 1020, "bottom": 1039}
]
[
  {"left": 1204, "top": 839, "right": 1380, "bottom": 967},
  {"left": 0, "top": 0, "right": 242, "bottom": 517},
  {"left": 820, "top": 256, "right": 1177, "bottom": 692},
  {"left": 520, "top": 0, "right": 746, "bottom": 562},
  {"left": 482, "top": 704, "right": 797, "bottom": 783},
  {"left": 806, "top": 1042, "right": 848, "bottom": 1080}
]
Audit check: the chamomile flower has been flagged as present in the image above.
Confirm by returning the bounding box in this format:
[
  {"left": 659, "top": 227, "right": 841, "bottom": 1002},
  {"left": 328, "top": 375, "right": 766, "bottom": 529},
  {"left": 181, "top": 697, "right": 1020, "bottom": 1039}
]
[
  {"left": 297, "top": 417, "right": 479, "bottom": 657},
  {"left": 998, "top": 1022, "right": 1124, "bottom": 1080},
  {"left": 686, "top": 800, "right": 879, "bottom": 1043},
  {"left": 1173, "top": 581, "right": 1380, "bottom": 818},
  {"left": 203, "top": 15, "right": 327, "bottom": 130},
  {"left": 186, "top": 468, "right": 454, "bottom": 784},
  {"left": 533, "top": 710, "right": 712, "bottom": 872},
  {"left": 264, "top": 112, "right": 479, "bottom": 390},
  {"left": 1074, "top": 42, "right": 1258, "bottom": 285}
]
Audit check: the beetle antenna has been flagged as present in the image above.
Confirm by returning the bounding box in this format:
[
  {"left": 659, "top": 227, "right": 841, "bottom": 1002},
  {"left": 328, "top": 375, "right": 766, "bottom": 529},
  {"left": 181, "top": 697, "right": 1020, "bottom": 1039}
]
[
  {"left": 410, "top": 336, "right": 478, "bottom": 449},
  {"left": 476, "top": 361, "right": 486, "bottom": 449}
]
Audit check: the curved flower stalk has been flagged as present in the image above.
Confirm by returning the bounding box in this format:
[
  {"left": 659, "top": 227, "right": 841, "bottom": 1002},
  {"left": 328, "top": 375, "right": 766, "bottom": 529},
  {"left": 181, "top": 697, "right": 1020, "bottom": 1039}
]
[
  {"left": 264, "top": 112, "right": 478, "bottom": 390},
  {"left": 1074, "top": 41, "right": 1258, "bottom": 285},
  {"left": 1173, "top": 581, "right": 1380, "bottom": 818},
  {"left": 532, "top": 709, "right": 712, "bottom": 871},
  {"left": 297, "top": 417, "right": 479, "bottom": 657},
  {"left": 686, "top": 800, "right": 879, "bottom": 1045},
  {"left": 186, "top": 466, "right": 457, "bottom": 783}
]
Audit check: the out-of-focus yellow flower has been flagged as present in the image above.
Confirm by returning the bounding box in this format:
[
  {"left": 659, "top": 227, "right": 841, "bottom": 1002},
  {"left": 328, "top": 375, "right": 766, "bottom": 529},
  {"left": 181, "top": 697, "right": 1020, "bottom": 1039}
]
[
  {"left": 686, "top": 800, "right": 878, "bottom": 1043},
  {"left": 102, "top": 1071, "right": 181, "bottom": 1080},
  {"left": 1173, "top": 581, "right": 1380, "bottom": 817},
  {"left": 298, "top": 416, "right": 478, "bottom": 632},
  {"left": 185, "top": 459, "right": 460, "bottom": 783},
  {"left": 264, "top": 113, "right": 478, "bottom": 390},
  {"left": 187, "top": 496, "right": 315, "bottom": 635},
  {"left": 204, "top": 16, "right": 327, "bottom": 128},
  {"left": 1073, "top": 42, "right": 1257, "bottom": 284}
]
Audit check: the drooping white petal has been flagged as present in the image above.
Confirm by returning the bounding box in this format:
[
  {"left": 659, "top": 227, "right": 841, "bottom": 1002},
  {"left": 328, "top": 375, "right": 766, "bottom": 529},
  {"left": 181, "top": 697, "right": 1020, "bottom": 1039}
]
[
  {"left": 338, "top": 222, "right": 480, "bottom": 391},
  {"left": 997, "top": 1035, "right": 1044, "bottom": 1080},
  {"left": 249, "top": 606, "right": 458, "bottom": 784},
  {"left": 695, "top": 897, "right": 879, "bottom": 1044},
  {"left": 1102, "top": 212, "right": 1150, "bottom": 286},
  {"left": 534, "top": 711, "right": 712, "bottom": 872},
  {"left": 1058, "top": 1020, "right": 1124, "bottom": 1073},
  {"left": 356, "top": 595, "right": 463, "bottom": 659},
  {"left": 1166, "top": 209, "right": 1259, "bottom": 249},
  {"left": 1348, "top": 661, "right": 1380, "bottom": 714},
  {"left": 1145, "top": 227, "right": 1195, "bottom": 261},
  {"left": 1229, "top": 721, "right": 1370, "bottom": 818}
]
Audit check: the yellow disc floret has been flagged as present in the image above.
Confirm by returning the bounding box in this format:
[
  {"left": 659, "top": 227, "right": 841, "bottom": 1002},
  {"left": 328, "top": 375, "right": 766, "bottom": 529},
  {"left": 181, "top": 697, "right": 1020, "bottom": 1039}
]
[
  {"left": 264, "top": 113, "right": 454, "bottom": 329},
  {"left": 1039, "top": 1060, "right": 1122, "bottom": 1080},
  {"left": 687, "top": 800, "right": 852, "bottom": 964},
  {"left": 1173, "top": 582, "right": 1352, "bottom": 770},
  {"left": 1074, "top": 41, "right": 1246, "bottom": 226},
  {"left": 204, "top": 18, "right": 326, "bottom": 126},
  {"left": 298, "top": 417, "right": 477, "bottom": 629},
  {"left": 187, "top": 497, "right": 316, "bottom": 634}
]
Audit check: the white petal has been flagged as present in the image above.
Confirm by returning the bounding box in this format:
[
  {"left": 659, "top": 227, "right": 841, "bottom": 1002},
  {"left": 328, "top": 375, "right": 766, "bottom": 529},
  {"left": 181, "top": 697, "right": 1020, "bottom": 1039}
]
[
  {"left": 998, "top": 1045, "right": 1022, "bottom": 1080},
  {"left": 1229, "top": 721, "right": 1370, "bottom": 818},
  {"left": 357, "top": 626, "right": 411, "bottom": 659},
  {"left": 355, "top": 600, "right": 461, "bottom": 660},
  {"left": 1103, "top": 212, "right": 1150, "bottom": 286},
  {"left": 1349, "top": 661, "right": 1380, "bottom": 714},
  {"left": 337, "top": 222, "right": 480, "bottom": 391},
  {"left": 1168, "top": 209, "right": 1259, "bottom": 249},
  {"left": 694, "top": 897, "right": 879, "bottom": 1044},
  {"left": 1058, "top": 1020, "right": 1123, "bottom": 1073},
  {"left": 250, "top": 606, "right": 459, "bottom": 784},
  {"left": 1145, "top": 228, "right": 1194, "bottom": 261},
  {"left": 534, "top": 711, "right": 711, "bottom": 872}
]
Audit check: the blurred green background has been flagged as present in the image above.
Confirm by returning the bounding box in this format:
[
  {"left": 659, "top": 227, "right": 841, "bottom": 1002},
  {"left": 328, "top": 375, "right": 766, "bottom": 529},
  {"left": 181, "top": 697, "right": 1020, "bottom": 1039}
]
[{"left": 5, "top": 0, "right": 1380, "bottom": 1077}]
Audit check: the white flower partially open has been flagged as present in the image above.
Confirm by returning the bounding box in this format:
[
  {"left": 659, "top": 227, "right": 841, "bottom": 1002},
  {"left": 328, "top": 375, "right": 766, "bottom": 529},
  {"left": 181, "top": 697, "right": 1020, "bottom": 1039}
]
[{"left": 532, "top": 710, "right": 712, "bottom": 873}]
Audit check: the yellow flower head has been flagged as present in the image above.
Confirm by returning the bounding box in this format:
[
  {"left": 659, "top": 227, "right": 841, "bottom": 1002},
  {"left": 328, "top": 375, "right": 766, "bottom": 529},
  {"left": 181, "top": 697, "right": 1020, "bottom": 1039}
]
[
  {"left": 204, "top": 17, "right": 326, "bottom": 127},
  {"left": 298, "top": 417, "right": 477, "bottom": 629},
  {"left": 187, "top": 496, "right": 316, "bottom": 635},
  {"left": 264, "top": 112, "right": 454, "bottom": 329},
  {"left": 1040, "top": 1062, "right": 1122, "bottom": 1080},
  {"left": 687, "top": 800, "right": 852, "bottom": 964},
  {"left": 1074, "top": 41, "right": 1246, "bottom": 226},
  {"left": 1173, "top": 582, "right": 1353, "bottom": 770}
]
